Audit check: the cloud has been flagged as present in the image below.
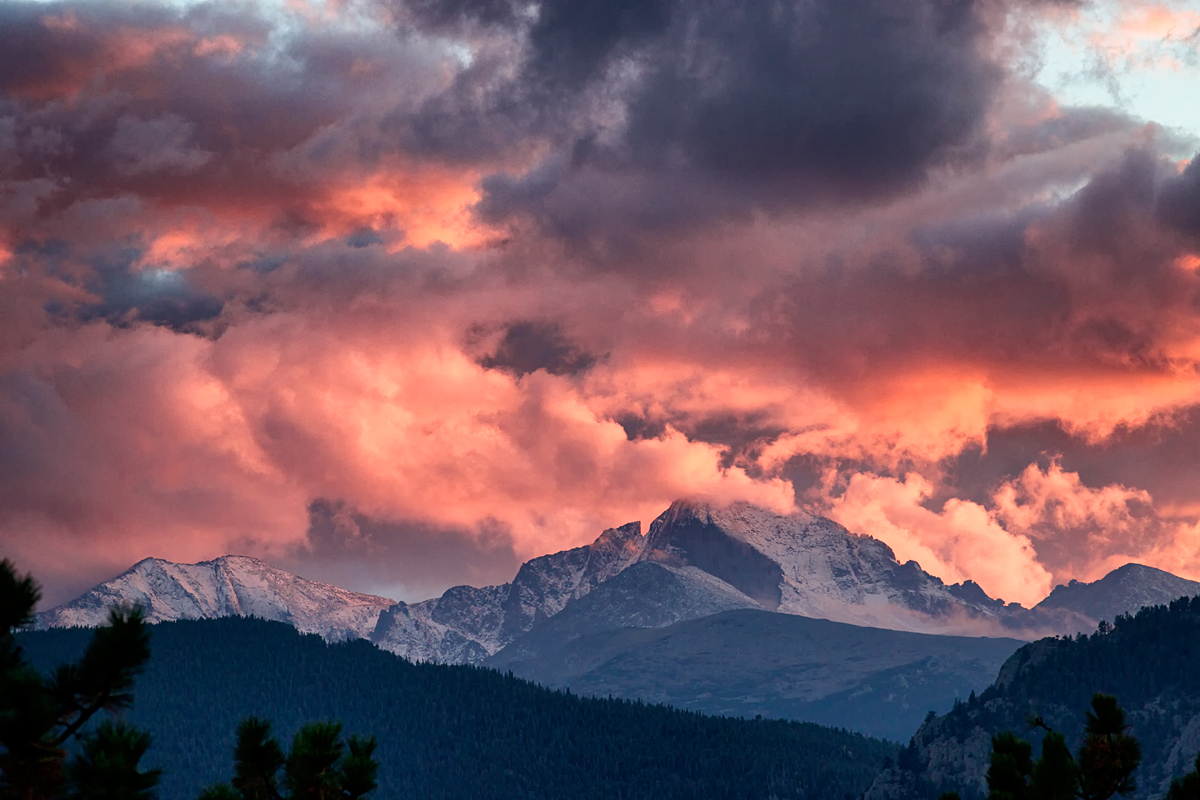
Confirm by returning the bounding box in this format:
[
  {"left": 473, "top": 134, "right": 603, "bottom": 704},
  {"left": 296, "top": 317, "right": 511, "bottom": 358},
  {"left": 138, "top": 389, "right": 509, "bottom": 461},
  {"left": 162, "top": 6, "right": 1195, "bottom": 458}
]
[
  {"left": 473, "top": 0, "right": 1009, "bottom": 246},
  {"left": 993, "top": 458, "right": 1200, "bottom": 583},
  {"left": 4, "top": 0, "right": 1200, "bottom": 609},
  {"left": 826, "top": 471, "right": 1053, "bottom": 606},
  {"left": 293, "top": 499, "right": 523, "bottom": 601},
  {"left": 109, "top": 114, "right": 213, "bottom": 176},
  {"left": 825, "top": 458, "right": 1200, "bottom": 609}
]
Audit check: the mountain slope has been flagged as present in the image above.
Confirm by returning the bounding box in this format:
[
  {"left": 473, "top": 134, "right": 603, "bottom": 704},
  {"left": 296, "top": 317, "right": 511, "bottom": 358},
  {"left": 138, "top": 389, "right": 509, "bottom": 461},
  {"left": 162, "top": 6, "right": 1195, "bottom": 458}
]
[
  {"left": 35, "top": 501, "right": 1200, "bottom": 665},
  {"left": 33, "top": 555, "right": 394, "bottom": 641},
  {"left": 487, "top": 561, "right": 764, "bottom": 667},
  {"left": 640, "top": 500, "right": 1022, "bottom": 634},
  {"left": 864, "top": 594, "right": 1200, "bottom": 800},
  {"left": 16, "top": 617, "right": 897, "bottom": 800},
  {"left": 491, "top": 608, "right": 1023, "bottom": 741},
  {"left": 1032, "top": 563, "right": 1200, "bottom": 631},
  {"left": 370, "top": 521, "right": 646, "bottom": 662}
]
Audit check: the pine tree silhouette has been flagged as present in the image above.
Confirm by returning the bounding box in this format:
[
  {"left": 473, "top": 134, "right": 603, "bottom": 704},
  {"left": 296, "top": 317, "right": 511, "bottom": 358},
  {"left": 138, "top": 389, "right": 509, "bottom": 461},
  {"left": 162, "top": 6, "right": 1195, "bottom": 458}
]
[
  {"left": 0, "top": 559, "right": 159, "bottom": 800},
  {"left": 986, "top": 694, "right": 1140, "bottom": 800},
  {"left": 199, "top": 717, "right": 378, "bottom": 800},
  {"left": 1168, "top": 753, "right": 1200, "bottom": 800},
  {"left": 1077, "top": 695, "right": 1142, "bottom": 800}
]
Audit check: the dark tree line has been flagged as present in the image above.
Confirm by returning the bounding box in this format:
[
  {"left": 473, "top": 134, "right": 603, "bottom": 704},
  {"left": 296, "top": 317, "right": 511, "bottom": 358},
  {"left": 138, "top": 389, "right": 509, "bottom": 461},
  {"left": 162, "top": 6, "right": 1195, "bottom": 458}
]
[
  {"left": 199, "top": 717, "right": 377, "bottom": 800},
  {"left": 1, "top": 560, "right": 378, "bottom": 800},
  {"left": 18, "top": 616, "right": 897, "bottom": 799},
  {"left": 908, "top": 596, "right": 1200, "bottom": 800}
]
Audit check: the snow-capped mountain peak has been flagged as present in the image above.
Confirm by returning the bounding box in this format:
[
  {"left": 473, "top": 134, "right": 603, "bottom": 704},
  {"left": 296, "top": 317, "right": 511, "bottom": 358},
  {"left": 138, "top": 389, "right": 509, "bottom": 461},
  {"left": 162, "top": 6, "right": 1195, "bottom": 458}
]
[
  {"left": 34, "top": 555, "right": 395, "bottom": 641},
  {"left": 640, "top": 498, "right": 997, "bottom": 632},
  {"left": 34, "top": 500, "right": 1200, "bottom": 666}
]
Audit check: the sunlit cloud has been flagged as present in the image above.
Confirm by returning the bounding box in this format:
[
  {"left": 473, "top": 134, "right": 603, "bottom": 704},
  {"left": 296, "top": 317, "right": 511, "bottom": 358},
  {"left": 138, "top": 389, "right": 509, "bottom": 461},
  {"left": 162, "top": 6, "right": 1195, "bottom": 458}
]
[{"left": 3, "top": 0, "right": 1200, "bottom": 607}]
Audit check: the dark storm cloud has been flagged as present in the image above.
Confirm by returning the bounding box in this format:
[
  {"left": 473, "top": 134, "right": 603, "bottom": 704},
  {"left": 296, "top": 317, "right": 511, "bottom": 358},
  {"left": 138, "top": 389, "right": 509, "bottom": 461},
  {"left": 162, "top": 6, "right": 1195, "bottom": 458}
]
[
  {"left": 477, "top": 320, "right": 598, "bottom": 377},
  {"left": 0, "top": 0, "right": 452, "bottom": 245},
  {"left": 1158, "top": 153, "right": 1200, "bottom": 241},
  {"left": 467, "top": 0, "right": 1010, "bottom": 245},
  {"left": 296, "top": 499, "right": 522, "bottom": 600}
]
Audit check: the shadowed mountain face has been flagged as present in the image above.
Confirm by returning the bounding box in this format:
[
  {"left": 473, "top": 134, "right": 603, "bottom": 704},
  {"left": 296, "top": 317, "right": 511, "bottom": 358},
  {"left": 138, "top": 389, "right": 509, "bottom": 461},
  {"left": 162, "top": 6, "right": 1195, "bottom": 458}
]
[
  {"left": 644, "top": 504, "right": 784, "bottom": 609},
  {"left": 489, "top": 608, "right": 1023, "bottom": 741},
  {"left": 486, "top": 561, "right": 763, "bottom": 667}
]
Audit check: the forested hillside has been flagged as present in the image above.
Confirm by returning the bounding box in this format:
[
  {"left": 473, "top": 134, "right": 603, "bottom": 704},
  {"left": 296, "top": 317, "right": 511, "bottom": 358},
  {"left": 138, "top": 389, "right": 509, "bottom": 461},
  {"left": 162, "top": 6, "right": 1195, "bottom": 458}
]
[
  {"left": 18, "top": 617, "right": 895, "bottom": 800},
  {"left": 865, "top": 595, "right": 1200, "bottom": 800}
]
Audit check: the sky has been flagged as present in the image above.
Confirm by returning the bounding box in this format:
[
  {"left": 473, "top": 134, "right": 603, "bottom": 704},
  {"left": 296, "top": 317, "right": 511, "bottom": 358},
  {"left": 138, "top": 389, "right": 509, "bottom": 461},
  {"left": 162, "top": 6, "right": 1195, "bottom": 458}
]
[{"left": 2, "top": 0, "right": 1200, "bottom": 609}]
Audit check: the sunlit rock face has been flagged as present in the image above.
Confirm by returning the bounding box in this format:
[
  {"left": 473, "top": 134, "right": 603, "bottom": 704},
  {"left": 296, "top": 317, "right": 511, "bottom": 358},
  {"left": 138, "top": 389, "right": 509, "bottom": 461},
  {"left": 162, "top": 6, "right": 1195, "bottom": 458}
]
[{"left": 33, "top": 555, "right": 395, "bottom": 642}]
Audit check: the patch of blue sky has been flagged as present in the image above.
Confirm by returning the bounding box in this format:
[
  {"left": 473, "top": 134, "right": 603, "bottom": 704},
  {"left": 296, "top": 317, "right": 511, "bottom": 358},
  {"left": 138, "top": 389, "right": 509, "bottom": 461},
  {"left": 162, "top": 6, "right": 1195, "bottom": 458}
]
[{"left": 1031, "top": 0, "right": 1200, "bottom": 143}]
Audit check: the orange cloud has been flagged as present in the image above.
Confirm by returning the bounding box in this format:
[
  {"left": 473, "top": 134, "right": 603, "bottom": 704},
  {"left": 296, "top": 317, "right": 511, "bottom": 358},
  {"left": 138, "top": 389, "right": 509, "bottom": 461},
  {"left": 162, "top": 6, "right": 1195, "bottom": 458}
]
[
  {"left": 827, "top": 471, "right": 1054, "bottom": 606},
  {"left": 315, "top": 166, "right": 488, "bottom": 249},
  {"left": 992, "top": 459, "right": 1200, "bottom": 583}
]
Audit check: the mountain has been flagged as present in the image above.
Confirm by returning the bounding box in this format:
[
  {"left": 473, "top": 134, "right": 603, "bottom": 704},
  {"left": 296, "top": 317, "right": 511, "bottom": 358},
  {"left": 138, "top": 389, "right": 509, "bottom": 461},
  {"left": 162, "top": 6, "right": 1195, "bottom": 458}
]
[
  {"left": 33, "top": 555, "right": 395, "bottom": 641},
  {"left": 640, "top": 500, "right": 1016, "bottom": 633},
  {"left": 864, "top": 594, "right": 1200, "bottom": 800},
  {"left": 369, "top": 521, "right": 646, "bottom": 663},
  {"left": 16, "top": 617, "right": 898, "bottom": 800},
  {"left": 483, "top": 560, "right": 764, "bottom": 669},
  {"left": 35, "top": 500, "right": 1200, "bottom": 667},
  {"left": 1031, "top": 563, "right": 1200, "bottom": 632},
  {"left": 490, "top": 607, "right": 1023, "bottom": 741}
]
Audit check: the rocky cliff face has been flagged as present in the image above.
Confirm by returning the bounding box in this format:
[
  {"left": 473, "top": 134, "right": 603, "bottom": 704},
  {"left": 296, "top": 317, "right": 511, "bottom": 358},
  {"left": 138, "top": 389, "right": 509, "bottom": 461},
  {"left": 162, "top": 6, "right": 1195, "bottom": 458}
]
[
  {"left": 370, "top": 521, "right": 646, "bottom": 662},
  {"left": 33, "top": 555, "right": 395, "bottom": 641}
]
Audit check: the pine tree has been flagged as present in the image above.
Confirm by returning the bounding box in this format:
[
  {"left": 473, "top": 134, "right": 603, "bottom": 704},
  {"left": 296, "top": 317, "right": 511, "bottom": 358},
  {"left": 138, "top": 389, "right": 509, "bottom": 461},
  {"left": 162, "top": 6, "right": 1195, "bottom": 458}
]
[
  {"left": 987, "top": 731, "right": 1033, "bottom": 800},
  {"left": 986, "top": 694, "right": 1140, "bottom": 800},
  {"left": 0, "top": 559, "right": 160, "bottom": 800},
  {"left": 1167, "top": 753, "right": 1200, "bottom": 800},
  {"left": 1077, "top": 694, "right": 1141, "bottom": 800},
  {"left": 199, "top": 717, "right": 378, "bottom": 800}
]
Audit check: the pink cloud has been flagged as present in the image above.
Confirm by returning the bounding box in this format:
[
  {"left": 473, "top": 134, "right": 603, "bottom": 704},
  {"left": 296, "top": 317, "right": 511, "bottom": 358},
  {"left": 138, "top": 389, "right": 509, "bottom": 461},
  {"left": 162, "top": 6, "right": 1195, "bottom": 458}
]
[{"left": 826, "top": 471, "right": 1053, "bottom": 606}]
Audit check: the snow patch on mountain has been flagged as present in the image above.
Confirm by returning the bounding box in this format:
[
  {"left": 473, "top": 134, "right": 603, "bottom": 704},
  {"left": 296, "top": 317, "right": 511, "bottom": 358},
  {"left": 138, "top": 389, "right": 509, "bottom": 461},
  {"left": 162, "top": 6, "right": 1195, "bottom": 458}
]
[
  {"left": 641, "top": 499, "right": 1014, "bottom": 634},
  {"left": 370, "top": 521, "right": 646, "bottom": 663},
  {"left": 34, "top": 555, "right": 395, "bottom": 641}
]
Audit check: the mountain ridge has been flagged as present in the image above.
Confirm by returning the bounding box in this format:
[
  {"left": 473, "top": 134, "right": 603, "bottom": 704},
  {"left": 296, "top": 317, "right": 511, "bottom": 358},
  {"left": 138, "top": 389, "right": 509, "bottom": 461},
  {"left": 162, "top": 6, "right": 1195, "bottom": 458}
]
[
  {"left": 34, "top": 500, "right": 1200, "bottom": 665},
  {"left": 33, "top": 554, "right": 395, "bottom": 641}
]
